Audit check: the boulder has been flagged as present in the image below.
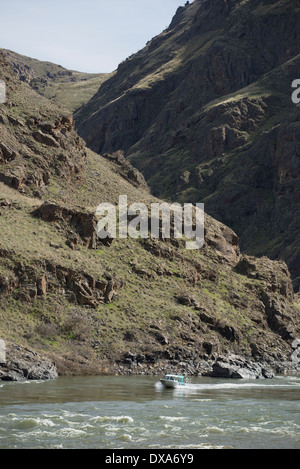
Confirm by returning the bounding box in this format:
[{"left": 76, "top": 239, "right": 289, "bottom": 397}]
[
  {"left": 0, "top": 344, "right": 58, "bottom": 381},
  {"left": 176, "top": 294, "right": 200, "bottom": 309},
  {"left": 0, "top": 166, "right": 26, "bottom": 189},
  {"left": 209, "top": 355, "right": 275, "bottom": 379},
  {"left": 0, "top": 142, "right": 18, "bottom": 162},
  {"left": 33, "top": 130, "right": 59, "bottom": 148}
]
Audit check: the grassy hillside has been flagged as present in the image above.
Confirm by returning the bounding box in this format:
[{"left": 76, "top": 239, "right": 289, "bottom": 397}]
[
  {"left": 1, "top": 49, "right": 110, "bottom": 113},
  {"left": 0, "top": 49, "right": 299, "bottom": 377}
]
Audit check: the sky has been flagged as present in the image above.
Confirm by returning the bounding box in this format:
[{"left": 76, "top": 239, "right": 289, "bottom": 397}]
[{"left": 0, "top": 0, "right": 186, "bottom": 73}]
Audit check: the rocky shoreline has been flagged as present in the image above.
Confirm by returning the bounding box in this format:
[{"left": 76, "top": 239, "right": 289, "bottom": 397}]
[
  {"left": 113, "top": 352, "right": 300, "bottom": 380},
  {"left": 1, "top": 340, "right": 299, "bottom": 382}
]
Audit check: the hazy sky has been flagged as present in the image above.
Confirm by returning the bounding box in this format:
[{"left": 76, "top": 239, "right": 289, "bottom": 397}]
[{"left": 0, "top": 0, "right": 185, "bottom": 73}]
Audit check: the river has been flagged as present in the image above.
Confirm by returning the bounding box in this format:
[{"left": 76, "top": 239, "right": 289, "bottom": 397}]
[{"left": 0, "top": 374, "right": 299, "bottom": 449}]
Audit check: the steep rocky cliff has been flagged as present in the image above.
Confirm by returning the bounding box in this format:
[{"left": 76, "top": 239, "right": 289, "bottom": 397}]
[
  {"left": 0, "top": 48, "right": 299, "bottom": 379},
  {"left": 74, "top": 0, "right": 300, "bottom": 292}
]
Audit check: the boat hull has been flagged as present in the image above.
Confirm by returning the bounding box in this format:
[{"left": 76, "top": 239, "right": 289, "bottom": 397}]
[{"left": 160, "top": 379, "right": 185, "bottom": 389}]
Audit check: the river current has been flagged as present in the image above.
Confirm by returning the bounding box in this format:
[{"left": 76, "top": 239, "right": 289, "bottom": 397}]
[{"left": 0, "top": 374, "right": 299, "bottom": 449}]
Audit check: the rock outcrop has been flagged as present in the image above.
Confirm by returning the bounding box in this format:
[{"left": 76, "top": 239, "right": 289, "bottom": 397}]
[
  {"left": 209, "top": 355, "right": 275, "bottom": 380},
  {"left": 0, "top": 342, "right": 58, "bottom": 381},
  {"left": 0, "top": 52, "right": 87, "bottom": 199},
  {"left": 0, "top": 248, "right": 124, "bottom": 308},
  {"left": 35, "top": 201, "right": 99, "bottom": 250}
]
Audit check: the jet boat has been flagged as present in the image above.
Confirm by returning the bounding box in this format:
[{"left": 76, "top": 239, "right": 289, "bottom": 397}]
[{"left": 160, "top": 374, "right": 186, "bottom": 388}]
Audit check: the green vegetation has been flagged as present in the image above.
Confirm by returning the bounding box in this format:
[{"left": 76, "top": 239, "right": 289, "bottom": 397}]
[
  {"left": 37, "top": 71, "right": 111, "bottom": 113},
  {"left": 1, "top": 48, "right": 110, "bottom": 112},
  {"left": 1, "top": 1, "right": 300, "bottom": 377}
]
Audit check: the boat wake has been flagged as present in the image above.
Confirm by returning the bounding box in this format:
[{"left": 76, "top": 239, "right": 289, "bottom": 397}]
[{"left": 155, "top": 376, "right": 300, "bottom": 393}]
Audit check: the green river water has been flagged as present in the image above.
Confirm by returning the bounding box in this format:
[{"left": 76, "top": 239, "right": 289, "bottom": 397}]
[{"left": 0, "top": 374, "right": 299, "bottom": 449}]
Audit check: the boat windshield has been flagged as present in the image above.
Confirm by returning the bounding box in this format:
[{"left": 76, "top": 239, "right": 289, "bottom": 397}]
[{"left": 163, "top": 375, "right": 184, "bottom": 382}]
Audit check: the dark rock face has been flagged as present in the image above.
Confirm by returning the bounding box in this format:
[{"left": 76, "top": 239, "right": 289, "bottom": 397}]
[
  {"left": 36, "top": 201, "right": 99, "bottom": 250},
  {"left": 114, "top": 350, "right": 300, "bottom": 379},
  {"left": 74, "top": 0, "right": 300, "bottom": 291},
  {"left": 0, "top": 343, "right": 58, "bottom": 381},
  {"left": 209, "top": 355, "right": 275, "bottom": 380},
  {"left": 0, "top": 249, "right": 124, "bottom": 309}
]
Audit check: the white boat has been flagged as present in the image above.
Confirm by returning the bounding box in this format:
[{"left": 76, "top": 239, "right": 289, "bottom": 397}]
[{"left": 160, "top": 374, "right": 186, "bottom": 388}]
